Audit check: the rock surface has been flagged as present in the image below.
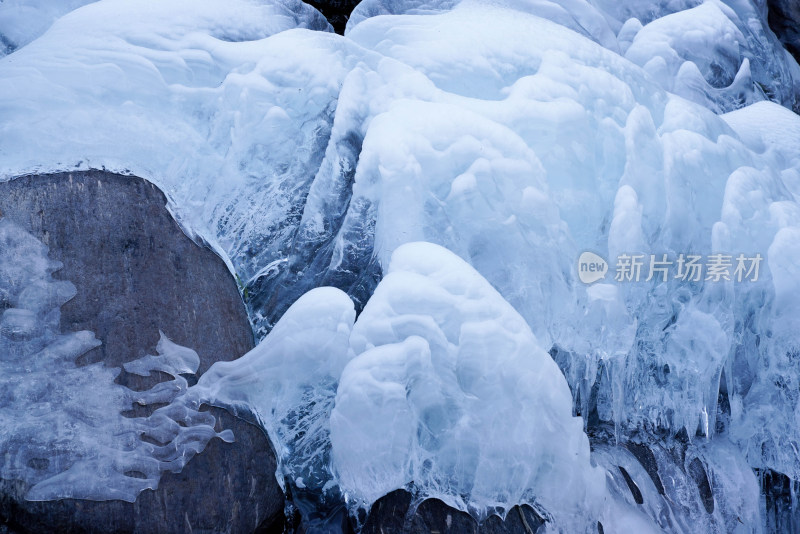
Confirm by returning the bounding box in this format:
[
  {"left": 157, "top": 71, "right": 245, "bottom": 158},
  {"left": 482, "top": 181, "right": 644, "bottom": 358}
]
[
  {"left": 0, "top": 170, "right": 252, "bottom": 377},
  {"left": 0, "top": 170, "right": 284, "bottom": 533},
  {"left": 768, "top": 0, "right": 800, "bottom": 65},
  {"left": 361, "top": 490, "right": 547, "bottom": 534}
]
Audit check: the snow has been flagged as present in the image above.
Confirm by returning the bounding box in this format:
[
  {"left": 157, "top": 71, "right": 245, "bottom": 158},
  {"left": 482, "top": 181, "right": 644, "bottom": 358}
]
[{"left": 2, "top": 0, "right": 800, "bottom": 530}]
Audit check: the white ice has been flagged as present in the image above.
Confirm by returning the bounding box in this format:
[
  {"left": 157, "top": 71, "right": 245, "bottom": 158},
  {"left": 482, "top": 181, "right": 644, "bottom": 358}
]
[
  {"left": 0, "top": 0, "right": 98, "bottom": 56},
  {"left": 190, "top": 287, "right": 355, "bottom": 500},
  {"left": 330, "top": 242, "right": 605, "bottom": 527}
]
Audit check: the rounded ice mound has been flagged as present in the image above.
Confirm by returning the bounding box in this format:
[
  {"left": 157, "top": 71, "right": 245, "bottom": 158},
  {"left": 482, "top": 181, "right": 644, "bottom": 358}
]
[
  {"left": 0, "top": 0, "right": 330, "bottom": 56},
  {"left": 51, "top": 0, "right": 330, "bottom": 45},
  {"left": 0, "top": 0, "right": 97, "bottom": 57},
  {"left": 346, "top": 0, "right": 458, "bottom": 33},
  {"left": 330, "top": 242, "right": 604, "bottom": 525}
]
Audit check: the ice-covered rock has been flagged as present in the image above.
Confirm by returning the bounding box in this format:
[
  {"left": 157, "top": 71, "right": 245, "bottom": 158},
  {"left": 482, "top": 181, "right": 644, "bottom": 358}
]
[
  {"left": 190, "top": 286, "right": 355, "bottom": 525},
  {"left": 188, "top": 242, "right": 616, "bottom": 530},
  {"left": 0, "top": 0, "right": 349, "bottom": 337},
  {"left": 2, "top": 0, "right": 800, "bottom": 531},
  {"left": 0, "top": 172, "right": 283, "bottom": 533},
  {"left": 360, "top": 489, "right": 547, "bottom": 534},
  {"left": 0, "top": 218, "right": 228, "bottom": 502},
  {"left": 592, "top": 438, "right": 762, "bottom": 533},
  {"left": 0, "top": 171, "right": 256, "bottom": 377}
]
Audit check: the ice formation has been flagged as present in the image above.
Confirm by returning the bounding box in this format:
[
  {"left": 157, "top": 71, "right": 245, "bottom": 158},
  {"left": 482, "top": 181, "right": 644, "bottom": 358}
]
[
  {"left": 330, "top": 242, "right": 605, "bottom": 526},
  {"left": 189, "top": 243, "right": 607, "bottom": 529},
  {"left": 0, "top": 218, "right": 231, "bottom": 502},
  {"left": 0, "top": 0, "right": 97, "bottom": 56},
  {"left": 189, "top": 287, "right": 355, "bottom": 520},
  {"left": 2, "top": 0, "right": 800, "bottom": 530}
]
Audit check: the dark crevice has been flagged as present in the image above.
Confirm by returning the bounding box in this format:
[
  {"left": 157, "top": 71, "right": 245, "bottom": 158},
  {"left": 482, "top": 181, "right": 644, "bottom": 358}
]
[
  {"left": 617, "top": 466, "right": 644, "bottom": 505},
  {"left": 716, "top": 369, "right": 730, "bottom": 434},
  {"left": 0, "top": 33, "right": 16, "bottom": 56},
  {"left": 306, "top": 1, "right": 362, "bottom": 34},
  {"left": 121, "top": 402, "right": 169, "bottom": 418},
  {"left": 25, "top": 458, "right": 49, "bottom": 471},
  {"left": 140, "top": 434, "right": 169, "bottom": 447},
  {"left": 627, "top": 442, "right": 665, "bottom": 496},
  {"left": 688, "top": 458, "right": 714, "bottom": 514},
  {"left": 759, "top": 469, "right": 800, "bottom": 532},
  {"left": 767, "top": 0, "right": 800, "bottom": 65},
  {"left": 114, "top": 368, "right": 174, "bottom": 391}
]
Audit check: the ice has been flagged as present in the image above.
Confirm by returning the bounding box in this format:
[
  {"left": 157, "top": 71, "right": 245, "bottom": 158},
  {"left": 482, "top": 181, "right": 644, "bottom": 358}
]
[
  {"left": 0, "top": 0, "right": 98, "bottom": 56},
  {"left": 333, "top": 3, "right": 800, "bottom": 525},
  {"left": 2, "top": 0, "right": 800, "bottom": 529},
  {"left": 347, "top": 0, "right": 457, "bottom": 31},
  {"left": 348, "top": 0, "right": 799, "bottom": 112},
  {"left": 124, "top": 333, "right": 200, "bottom": 378},
  {"left": 189, "top": 287, "right": 355, "bottom": 507},
  {"left": 329, "top": 242, "right": 605, "bottom": 525},
  {"left": 0, "top": 0, "right": 337, "bottom": 338},
  {"left": 593, "top": 438, "right": 762, "bottom": 533},
  {"left": 186, "top": 241, "right": 612, "bottom": 529},
  {"left": 729, "top": 225, "right": 800, "bottom": 480},
  {"left": 624, "top": 1, "right": 753, "bottom": 110},
  {"left": 0, "top": 218, "right": 231, "bottom": 502}
]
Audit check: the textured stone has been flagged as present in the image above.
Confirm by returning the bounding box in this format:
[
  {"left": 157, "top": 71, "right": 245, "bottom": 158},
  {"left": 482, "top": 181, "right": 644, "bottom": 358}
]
[
  {"left": 0, "top": 170, "right": 284, "bottom": 533},
  {"left": 361, "top": 490, "right": 546, "bottom": 534},
  {"left": 768, "top": 0, "right": 800, "bottom": 65},
  {"left": 0, "top": 408, "right": 284, "bottom": 534}
]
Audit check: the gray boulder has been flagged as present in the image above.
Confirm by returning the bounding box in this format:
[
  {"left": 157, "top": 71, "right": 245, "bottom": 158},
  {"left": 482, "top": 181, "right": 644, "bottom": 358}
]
[{"left": 0, "top": 170, "right": 284, "bottom": 533}]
